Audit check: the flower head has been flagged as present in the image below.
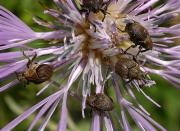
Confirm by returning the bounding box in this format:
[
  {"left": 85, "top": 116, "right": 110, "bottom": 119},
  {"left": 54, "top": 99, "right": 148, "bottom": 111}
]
[{"left": 0, "top": 0, "right": 180, "bottom": 131}]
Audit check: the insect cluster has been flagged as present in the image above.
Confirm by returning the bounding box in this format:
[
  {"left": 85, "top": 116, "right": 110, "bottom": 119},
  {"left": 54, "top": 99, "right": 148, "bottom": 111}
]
[
  {"left": 15, "top": 0, "right": 153, "bottom": 114},
  {"left": 16, "top": 52, "right": 53, "bottom": 85},
  {"left": 77, "top": 0, "right": 153, "bottom": 108},
  {"left": 77, "top": 0, "right": 153, "bottom": 57},
  {"left": 116, "top": 19, "right": 152, "bottom": 84}
]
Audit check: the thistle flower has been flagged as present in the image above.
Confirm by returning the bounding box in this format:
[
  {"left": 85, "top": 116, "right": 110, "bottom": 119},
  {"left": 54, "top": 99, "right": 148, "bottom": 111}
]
[{"left": 0, "top": 0, "right": 180, "bottom": 131}]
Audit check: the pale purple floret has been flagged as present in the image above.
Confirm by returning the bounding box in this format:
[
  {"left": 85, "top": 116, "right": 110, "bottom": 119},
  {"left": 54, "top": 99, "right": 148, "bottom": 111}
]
[
  {"left": 0, "top": 88, "right": 65, "bottom": 131},
  {"left": 91, "top": 112, "right": 101, "bottom": 131},
  {"left": 0, "top": 0, "right": 180, "bottom": 131},
  {"left": 0, "top": 6, "right": 36, "bottom": 44},
  {"left": 0, "top": 6, "right": 70, "bottom": 50}
]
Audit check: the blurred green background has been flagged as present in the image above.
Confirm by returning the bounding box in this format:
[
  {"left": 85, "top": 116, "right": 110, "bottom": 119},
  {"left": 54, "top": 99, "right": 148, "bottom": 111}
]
[{"left": 0, "top": 0, "right": 180, "bottom": 131}]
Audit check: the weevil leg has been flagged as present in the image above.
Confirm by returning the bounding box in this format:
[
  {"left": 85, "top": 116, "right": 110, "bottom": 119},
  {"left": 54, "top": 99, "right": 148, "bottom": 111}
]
[
  {"left": 123, "top": 51, "right": 138, "bottom": 62},
  {"left": 31, "top": 53, "right": 37, "bottom": 62},
  {"left": 27, "top": 53, "right": 37, "bottom": 67},
  {"left": 101, "top": 0, "right": 112, "bottom": 21},
  {"left": 124, "top": 46, "right": 132, "bottom": 53},
  {"left": 124, "top": 44, "right": 136, "bottom": 53},
  {"left": 85, "top": 9, "right": 90, "bottom": 20},
  {"left": 136, "top": 46, "right": 143, "bottom": 57},
  {"left": 136, "top": 45, "right": 149, "bottom": 57},
  {"left": 101, "top": 10, "right": 110, "bottom": 22},
  {"left": 117, "top": 27, "right": 125, "bottom": 32},
  {"left": 101, "top": 10, "right": 106, "bottom": 22},
  {"left": 22, "top": 50, "right": 37, "bottom": 68},
  {"left": 100, "top": 8, "right": 110, "bottom": 22},
  {"left": 22, "top": 51, "right": 31, "bottom": 67},
  {"left": 103, "top": 0, "right": 112, "bottom": 8},
  {"left": 82, "top": 9, "right": 97, "bottom": 32}
]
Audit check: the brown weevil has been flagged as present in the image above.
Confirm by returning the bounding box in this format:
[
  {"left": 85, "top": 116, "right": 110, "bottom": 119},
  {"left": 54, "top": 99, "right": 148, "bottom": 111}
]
[
  {"left": 86, "top": 93, "right": 114, "bottom": 111},
  {"left": 16, "top": 52, "right": 53, "bottom": 85},
  {"left": 115, "top": 54, "right": 147, "bottom": 84},
  {"left": 79, "top": 0, "right": 112, "bottom": 21},
  {"left": 124, "top": 19, "right": 153, "bottom": 56}
]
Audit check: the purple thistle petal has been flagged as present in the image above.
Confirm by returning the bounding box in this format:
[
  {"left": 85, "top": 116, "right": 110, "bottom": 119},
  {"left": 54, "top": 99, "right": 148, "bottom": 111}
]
[
  {"left": 111, "top": 72, "right": 123, "bottom": 101},
  {"left": 128, "top": 108, "right": 163, "bottom": 131},
  {"left": 66, "top": 58, "right": 87, "bottom": 91},
  {"left": 36, "top": 81, "right": 53, "bottom": 96},
  {"left": 0, "top": 50, "right": 36, "bottom": 61},
  {"left": 0, "top": 90, "right": 64, "bottom": 131},
  {"left": 107, "top": 113, "right": 117, "bottom": 131},
  {"left": 121, "top": 98, "right": 166, "bottom": 131},
  {"left": 38, "top": 99, "right": 60, "bottom": 131},
  {"left": 0, "top": 6, "right": 70, "bottom": 49},
  {"left": 0, "top": 38, "right": 37, "bottom": 50},
  {"left": 0, "top": 52, "right": 23, "bottom": 61},
  {"left": 137, "top": 0, "right": 159, "bottom": 13},
  {"left": 52, "top": 54, "right": 77, "bottom": 69},
  {"left": 53, "top": 0, "right": 70, "bottom": 14},
  {"left": 82, "top": 74, "right": 91, "bottom": 118},
  {"left": 145, "top": 68, "right": 180, "bottom": 89},
  {"left": 121, "top": 110, "right": 132, "bottom": 131},
  {"left": 0, "top": 79, "right": 19, "bottom": 92},
  {"left": 0, "top": 6, "right": 35, "bottom": 35},
  {"left": 58, "top": 92, "right": 68, "bottom": 131},
  {"left": 0, "top": 6, "right": 36, "bottom": 47},
  {"left": 128, "top": 108, "right": 157, "bottom": 131},
  {"left": 91, "top": 112, "right": 101, "bottom": 131},
  {"left": 28, "top": 90, "right": 64, "bottom": 131},
  {"left": 162, "top": 74, "right": 180, "bottom": 89},
  {"left": 104, "top": 116, "right": 113, "bottom": 131},
  {"left": 66, "top": 0, "right": 79, "bottom": 12},
  {"left": 0, "top": 60, "right": 26, "bottom": 79},
  {"left": 113, "top": 111, "right": 124, "bottom": 130},
  {"left": 133, "top": 107, "right": 166, "bottom": 131},
  {"left": 126, "top": 85, "right": 151, "bottom": 115},
  {"left": 35, "top": 31, "right": 71, "bottom": 40},
  {"left": 138, "top": 88, "right": 161, "bottom": 108}
]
